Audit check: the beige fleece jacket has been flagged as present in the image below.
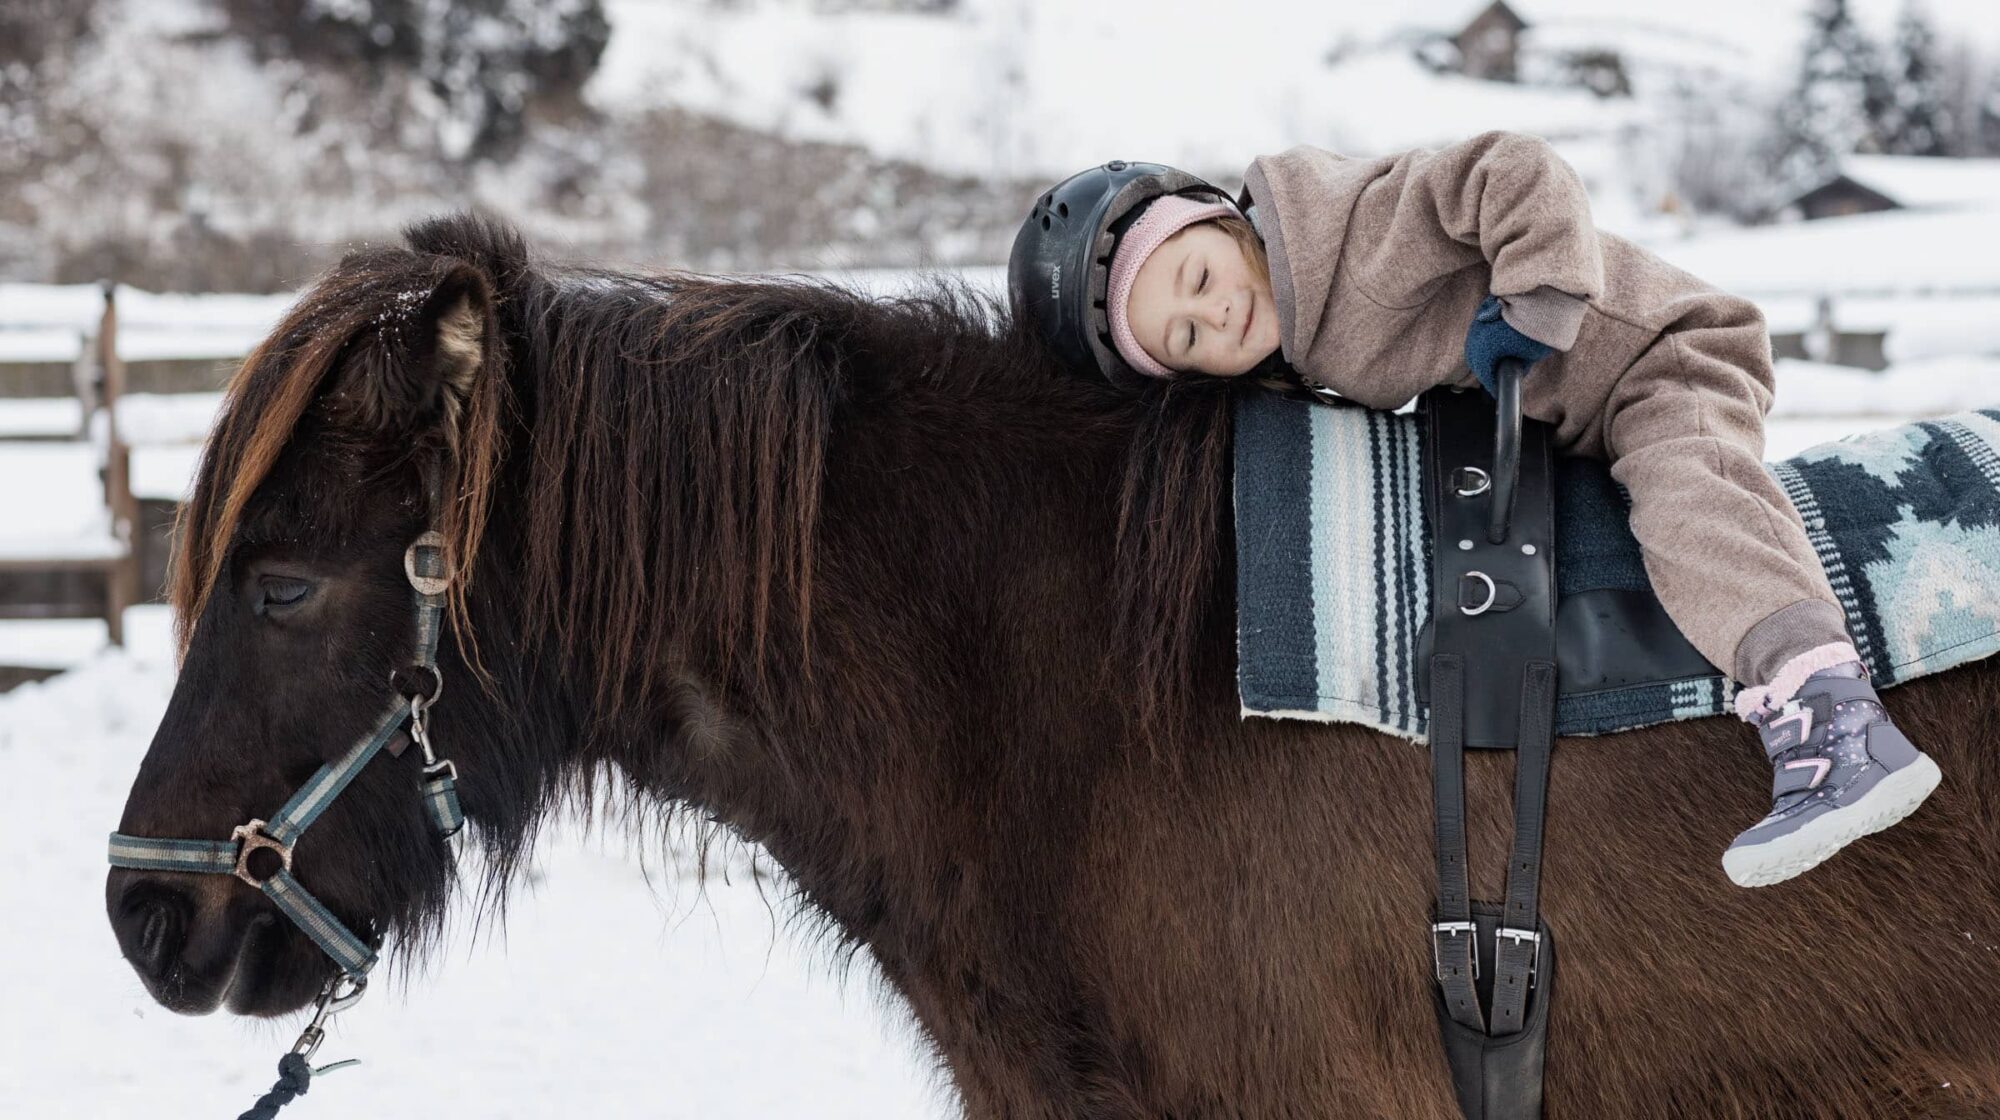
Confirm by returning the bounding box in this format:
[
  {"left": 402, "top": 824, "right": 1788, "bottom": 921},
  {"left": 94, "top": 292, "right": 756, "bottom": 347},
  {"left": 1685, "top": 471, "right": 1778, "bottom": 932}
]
[{"left": 1244, "top": 130, "right": 1755, "bottom": 454}]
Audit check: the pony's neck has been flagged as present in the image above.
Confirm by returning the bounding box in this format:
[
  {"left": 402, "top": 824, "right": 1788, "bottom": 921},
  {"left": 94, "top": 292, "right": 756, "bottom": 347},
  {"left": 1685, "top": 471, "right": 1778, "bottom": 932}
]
[{"left": 460, "top": 273, "right": 1236, "bottom": 1109}]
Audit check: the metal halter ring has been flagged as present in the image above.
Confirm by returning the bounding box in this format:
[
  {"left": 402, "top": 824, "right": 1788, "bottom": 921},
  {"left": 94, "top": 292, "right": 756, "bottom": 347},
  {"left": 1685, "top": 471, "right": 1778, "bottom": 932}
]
[
  {"left": 229, "top": 819, "right": 294, "bottom": 887},
  {"left": 1452, "top": 466, "right": 1491, "bottom": 497},
  {"left": 1459, "top": 571, "right": 1497, "bottom": 617},
  {"left": 403, "top": 530, "right": 450, "bottom": 597},
  {"left": 391, "top": 664, "right": 443, "bottom": 708}
]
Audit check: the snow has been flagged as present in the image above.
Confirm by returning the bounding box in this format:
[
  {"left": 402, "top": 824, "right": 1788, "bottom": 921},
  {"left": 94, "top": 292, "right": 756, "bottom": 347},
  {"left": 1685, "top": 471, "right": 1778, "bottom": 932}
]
[
  {"left": 107, "top": 392, "right": 225, "bottom": 446},
  {"left": 591, "top": 1, "right": 1624, "bottom": 181},
  {"left": 0, "top": 329, "right": 84, "bottom": 364},
  {"left": 0, "top": 444, "right": 122, "bottom": 561},
  {"left": 589, "top": 0, "right": 2000, "bottom": 186},
  {"left": 0, "top": 614, "right": 945, "bottom": 1118},
  {"left": 1769, "top": 355, "right": 2000, "bottom": 418},
  {"left": 1639, "top": 205, "right": 2000, "bottom": 296},
  {"left": 1828, "top": 154, "right": 2000, "bottom": 211},
  {"left": 0, "top": 398, "right": 84, "bottom": 439},
  {"left": 0, "top": 283, "right": 293, "bottom": 335}
]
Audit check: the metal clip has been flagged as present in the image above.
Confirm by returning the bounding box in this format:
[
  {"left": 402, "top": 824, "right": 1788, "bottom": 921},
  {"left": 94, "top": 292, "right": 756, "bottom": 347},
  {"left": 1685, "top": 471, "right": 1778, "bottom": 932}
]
[
  {"left": 290, "top": 974, "right": 368, "bottom": 1069},
  {"left": 407, "top": 695, "right": 456, "bottom": 780}
]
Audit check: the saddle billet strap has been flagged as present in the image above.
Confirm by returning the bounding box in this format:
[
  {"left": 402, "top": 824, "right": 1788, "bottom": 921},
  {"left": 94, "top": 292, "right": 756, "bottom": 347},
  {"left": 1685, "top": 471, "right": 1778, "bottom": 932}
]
[
  {"left": 1430, "top": 652, "right": 1486, "bottom": 1033},
  {"left": 1490, "top": 658, "right": 1557, "bottom": 1036}
]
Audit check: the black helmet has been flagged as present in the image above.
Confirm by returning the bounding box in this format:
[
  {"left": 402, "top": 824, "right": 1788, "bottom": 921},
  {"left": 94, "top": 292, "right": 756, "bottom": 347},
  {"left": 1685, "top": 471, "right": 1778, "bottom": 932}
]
[{"left": 1007, "top": 160, "right": 1238, "bottom": 391}]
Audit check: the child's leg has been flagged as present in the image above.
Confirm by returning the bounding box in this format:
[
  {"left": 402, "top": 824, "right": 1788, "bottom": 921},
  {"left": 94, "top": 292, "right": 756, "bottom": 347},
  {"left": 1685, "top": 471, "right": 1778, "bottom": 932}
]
[
  {"left": 1595, "top": 316, "right": 1941, "bottom": 885},
  {"left": 1595, "top": 316, "right": 1843, "bottom": 684}
]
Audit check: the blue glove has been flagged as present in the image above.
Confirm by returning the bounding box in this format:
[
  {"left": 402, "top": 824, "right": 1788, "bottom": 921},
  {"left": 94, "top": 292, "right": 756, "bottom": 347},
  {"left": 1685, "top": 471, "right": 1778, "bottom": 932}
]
[{"left": 1463, "top": 294, "right": 1551, "bottom": 397}]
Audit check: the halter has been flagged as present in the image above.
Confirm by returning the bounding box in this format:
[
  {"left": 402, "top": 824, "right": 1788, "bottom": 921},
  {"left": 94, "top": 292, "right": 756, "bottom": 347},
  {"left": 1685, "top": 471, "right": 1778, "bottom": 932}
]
[{"left": 106, "top": 525, "right": 464, "bottom": 1060}]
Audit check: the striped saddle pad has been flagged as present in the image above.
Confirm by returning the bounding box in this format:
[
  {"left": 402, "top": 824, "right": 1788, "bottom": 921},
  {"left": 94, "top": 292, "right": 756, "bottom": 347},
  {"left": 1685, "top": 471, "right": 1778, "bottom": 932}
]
[{"left": 1233, "top": 391, "right": 2000, "bottom": 742}]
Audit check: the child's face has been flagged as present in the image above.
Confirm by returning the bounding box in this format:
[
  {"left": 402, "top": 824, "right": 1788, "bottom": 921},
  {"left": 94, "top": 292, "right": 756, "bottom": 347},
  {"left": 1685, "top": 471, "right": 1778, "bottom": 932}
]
[{"left": 1126, "top": 222, "right": 1282, "bottom": 377}]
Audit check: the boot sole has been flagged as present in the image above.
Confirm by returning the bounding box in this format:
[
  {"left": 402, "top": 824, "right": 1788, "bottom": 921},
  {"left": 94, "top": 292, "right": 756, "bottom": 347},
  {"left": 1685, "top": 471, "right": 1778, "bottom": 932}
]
[{"left": 1722, "top": 753, "right": 1943, "bottom": 888}]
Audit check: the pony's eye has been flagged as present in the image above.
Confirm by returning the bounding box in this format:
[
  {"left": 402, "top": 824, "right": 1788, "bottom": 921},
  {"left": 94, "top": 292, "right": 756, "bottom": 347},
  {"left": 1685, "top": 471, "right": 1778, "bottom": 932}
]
[{"left": 260, "top": 577, "right": 311, "bottom": 611}]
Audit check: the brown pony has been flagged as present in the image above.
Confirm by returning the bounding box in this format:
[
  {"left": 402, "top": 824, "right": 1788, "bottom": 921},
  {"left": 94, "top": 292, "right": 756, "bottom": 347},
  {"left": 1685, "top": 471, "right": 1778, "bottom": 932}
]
[{"left": 106, "top": 213, "right": 2000, "bottom": 1118}]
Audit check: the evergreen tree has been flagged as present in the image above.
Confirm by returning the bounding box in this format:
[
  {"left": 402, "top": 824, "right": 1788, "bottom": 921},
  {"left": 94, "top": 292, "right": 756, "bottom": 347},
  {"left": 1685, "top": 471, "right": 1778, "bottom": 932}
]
[
  {"left": 1880, "top": 1, "right": 1952, "bottom": 155},
  {"left": 221, "top": 0, "right": 611, "bottom": 161},
  {"left": 1772, "top": 0, "right": 1891, "bottom": 189}
]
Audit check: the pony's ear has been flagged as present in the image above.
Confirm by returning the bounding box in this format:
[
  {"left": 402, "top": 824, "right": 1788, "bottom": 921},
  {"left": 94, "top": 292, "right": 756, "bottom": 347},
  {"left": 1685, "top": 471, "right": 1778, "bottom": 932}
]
[{"left": 325, "top": 265, "right": 491, "bottom": 433}]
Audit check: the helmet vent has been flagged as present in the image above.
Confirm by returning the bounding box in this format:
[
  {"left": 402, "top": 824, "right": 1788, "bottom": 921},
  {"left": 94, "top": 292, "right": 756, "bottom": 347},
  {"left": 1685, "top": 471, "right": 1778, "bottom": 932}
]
[
  {"left": 1057, "top": 202, "right": 1069, "bottom": 218},
  {"left": 1041, "top": 215, "right": 1051, "bottom": 230}
]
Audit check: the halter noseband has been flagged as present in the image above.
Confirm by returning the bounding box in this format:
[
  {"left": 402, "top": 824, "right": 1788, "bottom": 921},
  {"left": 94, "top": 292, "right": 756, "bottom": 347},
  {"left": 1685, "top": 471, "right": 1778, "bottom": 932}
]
[{"left": 106, "top": 528, "right": 464, "bottom": 996}]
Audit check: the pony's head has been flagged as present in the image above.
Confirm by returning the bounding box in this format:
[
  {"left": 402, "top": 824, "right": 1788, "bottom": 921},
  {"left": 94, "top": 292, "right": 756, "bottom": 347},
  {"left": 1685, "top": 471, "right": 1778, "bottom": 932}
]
[{"left": 104, "top": 220, "right": 512, "bottom": 1016}]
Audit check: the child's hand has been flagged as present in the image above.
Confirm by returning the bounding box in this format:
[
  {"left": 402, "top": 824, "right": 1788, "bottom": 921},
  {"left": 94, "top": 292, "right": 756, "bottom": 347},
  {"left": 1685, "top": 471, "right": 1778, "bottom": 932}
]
[{"left": 1463, "top": 295, "right": 1552, "bottom": 396}]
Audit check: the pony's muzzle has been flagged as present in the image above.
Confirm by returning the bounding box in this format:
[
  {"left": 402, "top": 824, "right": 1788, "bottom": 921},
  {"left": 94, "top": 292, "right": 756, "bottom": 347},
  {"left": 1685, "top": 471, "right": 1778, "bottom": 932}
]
[{"left": 105, "top": 869, "right": 244, "bottom": 1014}]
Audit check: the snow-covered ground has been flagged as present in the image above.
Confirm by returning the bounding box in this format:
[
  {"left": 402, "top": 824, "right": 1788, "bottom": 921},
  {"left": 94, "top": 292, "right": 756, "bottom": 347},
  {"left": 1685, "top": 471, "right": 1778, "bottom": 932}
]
[{"left": 0, "top": 609, "right": 947, "bottom": 1118}]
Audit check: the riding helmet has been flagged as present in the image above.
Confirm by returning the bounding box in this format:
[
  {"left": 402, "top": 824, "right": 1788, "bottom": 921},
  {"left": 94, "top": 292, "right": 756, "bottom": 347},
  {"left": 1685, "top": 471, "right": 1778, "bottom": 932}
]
[{"left": 1007, "top": 160, "right": 1239, "bottom": 392}]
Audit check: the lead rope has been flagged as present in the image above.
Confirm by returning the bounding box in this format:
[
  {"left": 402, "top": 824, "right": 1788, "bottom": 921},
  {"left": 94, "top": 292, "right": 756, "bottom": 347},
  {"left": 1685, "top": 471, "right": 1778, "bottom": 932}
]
[{"left": 236, "top": 975, "right": 366, "bottom": 1119}]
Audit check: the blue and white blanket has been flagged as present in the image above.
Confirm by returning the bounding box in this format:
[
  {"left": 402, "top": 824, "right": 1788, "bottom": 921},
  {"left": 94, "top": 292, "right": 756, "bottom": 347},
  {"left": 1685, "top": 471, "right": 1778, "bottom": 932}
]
[{"left": 1233, "top": 392, "right": 2000, "bottom": 742}]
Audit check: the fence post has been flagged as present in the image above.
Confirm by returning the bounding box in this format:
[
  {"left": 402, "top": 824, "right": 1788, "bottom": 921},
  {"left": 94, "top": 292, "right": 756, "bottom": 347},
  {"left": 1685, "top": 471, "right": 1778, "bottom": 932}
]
[{"left": 97, "top": 282, "right": 136, "bottom": 647}]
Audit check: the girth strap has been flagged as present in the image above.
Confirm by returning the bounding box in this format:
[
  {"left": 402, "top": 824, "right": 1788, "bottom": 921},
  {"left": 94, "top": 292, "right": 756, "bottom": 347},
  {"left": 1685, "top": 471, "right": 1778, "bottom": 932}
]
[
  {"left": 1430, "top": 653, "right": 1484, "bottom": 1032},
  {"left": 1490, "top": 658, "right": 1557, "bottom": 1036}
]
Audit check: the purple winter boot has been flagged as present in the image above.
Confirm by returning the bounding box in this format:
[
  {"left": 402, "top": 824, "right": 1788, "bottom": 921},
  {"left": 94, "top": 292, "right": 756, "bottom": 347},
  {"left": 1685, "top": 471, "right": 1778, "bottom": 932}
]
[{"left": 1723, "top": 659, "right": 1943, "bottom": 888}]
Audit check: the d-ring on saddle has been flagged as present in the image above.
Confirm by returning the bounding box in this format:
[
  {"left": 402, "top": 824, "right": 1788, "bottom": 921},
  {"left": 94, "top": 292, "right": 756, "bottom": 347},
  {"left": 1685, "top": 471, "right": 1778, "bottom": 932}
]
[{"left": 1418, "top": 357, "right": 1560, "bottom": 1120}]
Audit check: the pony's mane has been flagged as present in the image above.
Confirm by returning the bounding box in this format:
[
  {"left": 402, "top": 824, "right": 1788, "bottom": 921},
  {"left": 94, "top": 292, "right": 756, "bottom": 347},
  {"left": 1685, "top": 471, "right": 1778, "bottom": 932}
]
[{"left": 170, "top": 213, "right": 1238, "bottom": 743}]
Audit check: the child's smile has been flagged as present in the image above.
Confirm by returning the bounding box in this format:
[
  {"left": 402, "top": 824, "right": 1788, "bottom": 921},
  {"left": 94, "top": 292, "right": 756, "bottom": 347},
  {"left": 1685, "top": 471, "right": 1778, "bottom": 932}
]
[{"left": 1125, "top": 222, "right": 1282, "bottom": 377}]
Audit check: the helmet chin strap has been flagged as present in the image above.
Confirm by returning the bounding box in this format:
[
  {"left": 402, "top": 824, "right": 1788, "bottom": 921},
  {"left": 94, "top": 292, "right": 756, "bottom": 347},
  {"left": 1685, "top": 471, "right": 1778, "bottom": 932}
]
[{"left": 108, "top": 524, "right": 464, "bottom": 1111}]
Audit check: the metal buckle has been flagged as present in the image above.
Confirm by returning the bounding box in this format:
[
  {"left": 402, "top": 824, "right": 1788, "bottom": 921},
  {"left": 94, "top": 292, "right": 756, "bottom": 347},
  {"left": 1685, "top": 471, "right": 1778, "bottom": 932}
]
[
  {"left": 229, "top": 819, "right": 294, "bottom": 887},
  {"left": 403, "top": 530, "right": 450, "bottom": 596},
  {"left": 1497, "top": 926, "right": 1542, "bottom": 986},
  {"left": 1458, "top": 571, "right": 1497, "bottom": 616},
  {"left": 1452, "top": 466, "right": 1491, "bottom": 497},
  {"left": 1431, "top": 921, "right": 1479, "bottom": 981}
]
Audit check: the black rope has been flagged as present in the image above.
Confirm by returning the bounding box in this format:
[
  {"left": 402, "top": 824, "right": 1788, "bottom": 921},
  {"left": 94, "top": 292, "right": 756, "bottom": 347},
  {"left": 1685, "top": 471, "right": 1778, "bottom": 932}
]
[{"left": 236, "top": 1053, "right": 311, "bottom": 1120}]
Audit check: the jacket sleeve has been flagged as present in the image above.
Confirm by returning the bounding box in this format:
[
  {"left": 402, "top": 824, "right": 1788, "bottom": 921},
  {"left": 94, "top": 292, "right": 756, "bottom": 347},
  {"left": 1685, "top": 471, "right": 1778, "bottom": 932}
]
[{"left": 1345, "top": 130, "right": 1604, "bottom": 350}]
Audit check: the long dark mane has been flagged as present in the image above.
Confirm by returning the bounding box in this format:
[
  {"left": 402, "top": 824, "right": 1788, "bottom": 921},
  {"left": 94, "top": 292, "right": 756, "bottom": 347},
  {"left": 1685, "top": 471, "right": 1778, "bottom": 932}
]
[{"left": 173, "top": 212, "right": 1239, "bottom": 761}]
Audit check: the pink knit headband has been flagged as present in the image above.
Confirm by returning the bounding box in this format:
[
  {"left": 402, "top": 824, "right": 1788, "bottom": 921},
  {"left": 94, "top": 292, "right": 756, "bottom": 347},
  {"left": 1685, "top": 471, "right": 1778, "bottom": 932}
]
[{"left": 1107, "top": 194, "right": 1237, "bottom": 380}]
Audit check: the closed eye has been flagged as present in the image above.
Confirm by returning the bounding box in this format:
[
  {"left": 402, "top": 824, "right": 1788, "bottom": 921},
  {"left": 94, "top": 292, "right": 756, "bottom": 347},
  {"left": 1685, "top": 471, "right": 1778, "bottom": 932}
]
[
  {"left": 1197, "top": 267, "right": 1208, "bottom": 294},
  {"left": 260, "top": 576, "right": 311, "bottom": 612}
]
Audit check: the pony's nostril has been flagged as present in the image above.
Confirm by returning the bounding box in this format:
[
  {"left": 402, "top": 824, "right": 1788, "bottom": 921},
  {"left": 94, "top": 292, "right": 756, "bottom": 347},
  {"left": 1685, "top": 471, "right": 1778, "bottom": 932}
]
[
  {"left": 120, "top": 887, "right": 190, "bottom": 978},
  {"left": 139, "top": 907, "right": 171, "bottom": 969}
]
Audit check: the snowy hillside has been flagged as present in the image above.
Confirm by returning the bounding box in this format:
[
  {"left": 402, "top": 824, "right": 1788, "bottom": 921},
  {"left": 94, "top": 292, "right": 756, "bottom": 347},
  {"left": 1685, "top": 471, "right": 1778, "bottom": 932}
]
[{"left": 591, "top": 0, "right": 2000, "bottom": 179}]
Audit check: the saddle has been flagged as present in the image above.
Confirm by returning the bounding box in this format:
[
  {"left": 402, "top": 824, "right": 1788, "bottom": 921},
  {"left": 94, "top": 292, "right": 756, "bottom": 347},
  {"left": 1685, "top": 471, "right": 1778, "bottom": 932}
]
[{"left": 1417, "top": 362, "right": 1558, "bottom": 1120}]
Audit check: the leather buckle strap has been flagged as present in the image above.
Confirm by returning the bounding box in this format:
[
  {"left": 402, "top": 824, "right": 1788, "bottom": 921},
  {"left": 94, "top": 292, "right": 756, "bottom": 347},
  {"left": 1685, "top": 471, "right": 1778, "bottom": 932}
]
[
  {"left": 1497, "top": 927, "right": 1542, "bottom": 987},
  {"left": 1432, "top": 921, "right": 1479, "bottom": 982}
]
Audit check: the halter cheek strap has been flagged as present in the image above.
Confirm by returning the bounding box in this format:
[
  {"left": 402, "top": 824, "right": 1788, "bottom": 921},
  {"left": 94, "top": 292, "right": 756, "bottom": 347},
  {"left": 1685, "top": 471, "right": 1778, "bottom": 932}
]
[{"left": 106, "top": 530, "right": 464, "bottom": 981}]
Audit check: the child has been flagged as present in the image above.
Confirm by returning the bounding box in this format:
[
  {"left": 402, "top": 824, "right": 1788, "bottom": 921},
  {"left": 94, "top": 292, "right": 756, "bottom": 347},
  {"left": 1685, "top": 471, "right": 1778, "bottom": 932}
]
[{"left": 1006, "top": 133, "right": 1942, "bottom": 888}]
